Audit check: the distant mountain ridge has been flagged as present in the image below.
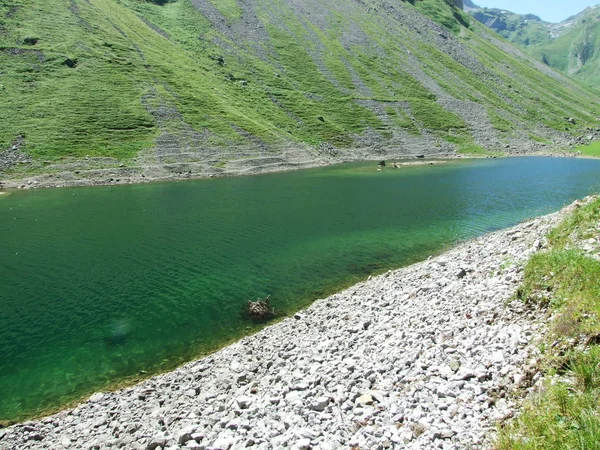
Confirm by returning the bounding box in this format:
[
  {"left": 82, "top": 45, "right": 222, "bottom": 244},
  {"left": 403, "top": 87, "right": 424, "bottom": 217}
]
[{"left": 466, "top": 2, "right": 600, "bottom": 87}]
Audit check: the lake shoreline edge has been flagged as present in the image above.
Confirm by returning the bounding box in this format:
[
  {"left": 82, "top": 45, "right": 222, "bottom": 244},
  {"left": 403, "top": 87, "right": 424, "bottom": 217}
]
[
  {"left": 2, "top": 195, "right": 594, "bottom": 449},
  {"left": 0, "top": 148, "right": 583, "bottom": 191}
]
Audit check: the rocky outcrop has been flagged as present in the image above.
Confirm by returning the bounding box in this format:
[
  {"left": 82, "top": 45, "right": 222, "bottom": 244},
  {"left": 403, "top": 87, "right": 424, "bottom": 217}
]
[
  {"left": 0, "top": 136, "right": 31, "bottom": 174},
  {"left": 1, "top": 198, "right": 585, "bottom": 450}
]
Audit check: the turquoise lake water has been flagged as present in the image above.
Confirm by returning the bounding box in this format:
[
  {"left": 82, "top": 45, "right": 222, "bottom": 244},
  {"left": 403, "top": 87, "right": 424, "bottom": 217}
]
[{"left": 1, "top": 157, "right": 600, "bottom": 422}]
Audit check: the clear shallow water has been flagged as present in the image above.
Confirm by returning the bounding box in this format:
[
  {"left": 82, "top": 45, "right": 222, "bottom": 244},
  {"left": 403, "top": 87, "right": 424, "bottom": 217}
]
[{"left": 1, "top": 156, "right": 600, "bottom": 422}]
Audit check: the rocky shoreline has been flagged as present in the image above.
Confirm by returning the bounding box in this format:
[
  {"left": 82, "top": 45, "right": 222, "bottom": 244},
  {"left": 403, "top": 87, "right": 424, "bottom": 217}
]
[
  {"left": 0, "top": 144, "right": 583, "bottom": 191},
  {"left": 1, "top": 198, "right": 589, "bottom": 450},
  {"left": 0, "top": 151, "right": 454, "bottom": 191}
]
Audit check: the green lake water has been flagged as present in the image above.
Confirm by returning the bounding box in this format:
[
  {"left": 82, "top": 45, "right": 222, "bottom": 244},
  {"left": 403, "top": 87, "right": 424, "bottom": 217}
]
[{"left": 2, "top": 157, "right": 600, "bottom": 422}]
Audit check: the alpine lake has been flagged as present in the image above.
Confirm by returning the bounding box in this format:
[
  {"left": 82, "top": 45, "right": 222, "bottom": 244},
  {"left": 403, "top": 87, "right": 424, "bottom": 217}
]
[{"left": 2, "top": 156, "right": 600, "bottom": 422}]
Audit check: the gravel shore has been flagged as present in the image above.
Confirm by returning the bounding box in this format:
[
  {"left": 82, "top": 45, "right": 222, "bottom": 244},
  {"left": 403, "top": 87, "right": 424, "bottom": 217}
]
[{"left": 1, "top": 199, "right": 587, "bottom": 450}]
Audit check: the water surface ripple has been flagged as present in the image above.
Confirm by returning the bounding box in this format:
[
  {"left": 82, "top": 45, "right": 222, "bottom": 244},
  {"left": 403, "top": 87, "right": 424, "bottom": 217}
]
[{"left": 1, "top": 157, "right": 600, "bottom": 421}]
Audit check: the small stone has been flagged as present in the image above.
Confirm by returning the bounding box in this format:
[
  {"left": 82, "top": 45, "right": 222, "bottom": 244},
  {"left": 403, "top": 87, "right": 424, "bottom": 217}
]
[
  {"left": 147, "top": 436, "right": 168, "bottom": 450},
  {"left": 295, "top": 428, "right": 317, "bottom": 440},
  {"left": 210, "top": 437, "right": 234, "bottom": 450},
  {"left": 449, "top": 360, "right": 461, "bottom": 372},
  {"left": 433, "top": 429, "right": 455, "bottom": 440},
  {"left": 308, "top": 396, "right": 330, "bottom": 411},
  {"left": 491, "top": 351, "right": 504, "bottom": 364},
  {"left": 292, "top": 382, "right": 309, "bottom": 391},
  {"left": 456, "top": 268, "right": 467, "bottom": 279},
  {"left": 186, "top": 442, "right": 203, "bottom": 450},
  {"left": 178, "top": 427, "right": 198, "bottom": 445},
  {"left": 61, "top": 437, "right": 72, "bottom": 448},
  {"left": 495, "top": 398, "right": 509, "bottom": 410},
  {"left": 356, "top": 394, "right": 374, "bottom": 405},
  {"left": 436, "top": 384, "right": 456, "bottom": 398},
  {"left": 400, "top": 429, "right": 413, "bottom": 444},
  {"left": 88, "top": 392, "right": 104, "bottom": 403},
  {"left": 296, "top": 438, "right": 311, "bottom": 450},
  {"left": 476, "top": 370, "right": 490, "bottom": 382},
  {"left": 191, "top": 433, "right": 205, "bottom": 442},
  {"left": 236, "top": 396, "right": 252, "bottom": 409},
  {"left": 439, "top": 365, "right": 454, "bottom": 378},
  {"left": 455, "top": 368, "right": 476, "bottom": 381},
  {"left": 369, "top": 390, "right": 385, "bottom": 403}
]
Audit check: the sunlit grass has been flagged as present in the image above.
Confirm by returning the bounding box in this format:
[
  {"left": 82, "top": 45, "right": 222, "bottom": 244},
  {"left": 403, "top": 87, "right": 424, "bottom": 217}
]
[
  {"left": 574, "top": 142, "right": 600, "bottom": 157},
  {"left": 498, "top": 197, "right": 600, "bottom": 449}
]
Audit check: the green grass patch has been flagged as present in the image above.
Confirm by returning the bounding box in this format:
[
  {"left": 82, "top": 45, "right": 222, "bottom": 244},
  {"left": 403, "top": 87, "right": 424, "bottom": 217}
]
[
  {"left": 457, "top": 144, "right": 502, "bottom": 156},
  {"left": 573, "top": 142, "right": 600, "bottom": 157},
  {"left": 488, "top": 111, "right": 514, "bottom": 133},
  {"left": 529, "top": 134, "right": 552, "bottom": 145},
  {"left": 547, "top": 196, "right": 600, "bottom": 248},
  {"left": 385, "top": 106, "right": 419, "bottom": 133},
  {"left": 497, "top": 348, "right": 600, "bottom": 450},
  {"left": 414, "top": 0, "right": 467, "bottom": 34},
  {"left": 498, "top": 196, "right": 600, "bottom": 449},
  {"left": 408, "top": 99, "right": 466, "bottom": 132},
  {"left": 207, "top": 0, "right": 242, "bottom": 23},
  {"left": 443, "top": 133, "right": 490, "bottom": 155}
]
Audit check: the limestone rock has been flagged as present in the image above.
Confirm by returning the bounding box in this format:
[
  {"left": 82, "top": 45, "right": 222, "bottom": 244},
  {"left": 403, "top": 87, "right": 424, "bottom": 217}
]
[{"left": 88, "top": 392, "right": 104, "bottom": 403}]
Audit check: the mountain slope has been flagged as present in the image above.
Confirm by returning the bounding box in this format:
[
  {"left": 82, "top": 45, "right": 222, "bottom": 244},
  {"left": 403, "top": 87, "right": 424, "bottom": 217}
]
[
  {"left": 530, "top": 6, "right": 600, "bottom": 86},
  {"left": 467, "top": 3, "right": 600, "bottom": 87},
  {"left": 467, "top": 7, "right": 551, "bottom": 47},
  {"left": 1, "top": 0, "right": 599, "bottom": 186}
]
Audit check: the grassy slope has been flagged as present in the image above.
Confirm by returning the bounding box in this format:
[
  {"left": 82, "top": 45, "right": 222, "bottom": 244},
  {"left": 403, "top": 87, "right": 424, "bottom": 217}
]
[
  {"left": 497, "top": 198, "right": 600, "bottom": 449},
  {"left": 1, "top": 0, "right": 599, "bottom": 167},
  {"left": 0, "top": 0, "right": 157, "bottom": 159}
]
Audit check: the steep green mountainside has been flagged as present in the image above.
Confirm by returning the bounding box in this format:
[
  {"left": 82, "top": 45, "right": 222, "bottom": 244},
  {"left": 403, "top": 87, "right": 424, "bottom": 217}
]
[
  {"left": 1, "top": 0, "right": 599, "bottom": 185},
  {"left": 467, "top": 3, "right": 600, "bottom": 87}
]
